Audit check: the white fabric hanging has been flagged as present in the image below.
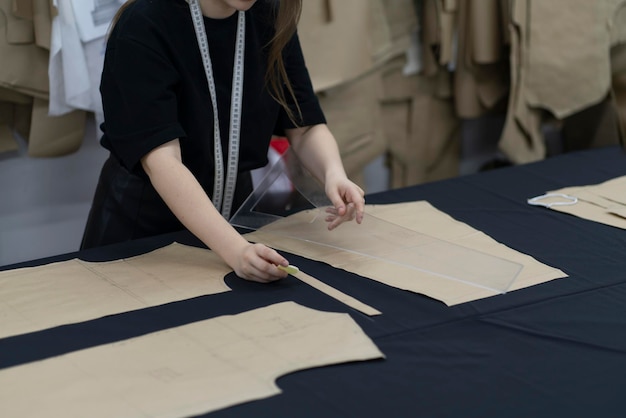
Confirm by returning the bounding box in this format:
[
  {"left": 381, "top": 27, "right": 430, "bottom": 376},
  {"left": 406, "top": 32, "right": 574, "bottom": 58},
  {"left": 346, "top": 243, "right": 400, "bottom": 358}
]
[{"left": 48, "top": 0, "right": 123, "bottom": 130}]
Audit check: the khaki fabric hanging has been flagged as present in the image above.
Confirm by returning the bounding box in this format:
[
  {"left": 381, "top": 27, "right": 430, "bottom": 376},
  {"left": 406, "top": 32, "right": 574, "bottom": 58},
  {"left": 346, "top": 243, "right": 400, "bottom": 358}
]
[
  {"left": 0, "top": 99, "right": 18, "bottom": 152},
  {"left": 379, "top": 0, "right": 460, "bottom": 188},
  {"left": 380, "top": 56, "right": 460, "bottom": 188},
  {"left": 298, "top": 0, "right": 390, "bottom": 189},
  {"left": 0, "top": 0, "right": 49, "bottom": 98},
  {"left": 0, "top": 0, "right": 86, "bottom": 157},
  {"left": 453, "top": 0, "right": 510, "bottom": 118},
  {"left": 499, "top": 0, "right": 626, "bottom": 164}
]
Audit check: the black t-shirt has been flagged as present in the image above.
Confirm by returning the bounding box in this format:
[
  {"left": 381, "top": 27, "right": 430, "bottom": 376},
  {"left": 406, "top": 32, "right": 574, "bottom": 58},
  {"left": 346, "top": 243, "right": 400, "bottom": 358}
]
[{"left": 100, "top": 0, "right": 325, "bottom": 191}]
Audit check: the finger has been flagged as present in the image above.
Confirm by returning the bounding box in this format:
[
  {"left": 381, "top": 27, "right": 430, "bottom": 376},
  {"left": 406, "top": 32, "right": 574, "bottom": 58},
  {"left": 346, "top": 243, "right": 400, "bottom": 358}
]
[
  {"left": 246, "top": 262, "right": 286, "bottom": 283},
  {"left": 327, "top": 217, "right": 342, "bottom": 230},
  {"left": 255, "top": 244, "right": 289, "bottom": 268},
  {"left": 325, "top": 206, "right": 339, "bottom": 222},
  {"left": 346, "top": 189, "right": 365, "bottom": 224},
  {"left": 236, "top": 246, "right": 286, "bottom": 283},
  {"left": 327, "top": 209, "right": 351, "bottom": 230},
  {"left": 326, "top": 190, "right": 347, "bottom": 216},
  {"left": 354, "top": 195, "right": 365, "bottom": 224},
  {"left": 250, "top": 245, "right": 288, "bottom": 281}
]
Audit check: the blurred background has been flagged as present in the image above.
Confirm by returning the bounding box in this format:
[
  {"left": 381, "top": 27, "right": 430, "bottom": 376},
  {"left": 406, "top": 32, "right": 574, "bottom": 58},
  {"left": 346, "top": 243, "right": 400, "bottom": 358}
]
[{"left": 1, "top": 0, "right": 625, "bottom": 266}]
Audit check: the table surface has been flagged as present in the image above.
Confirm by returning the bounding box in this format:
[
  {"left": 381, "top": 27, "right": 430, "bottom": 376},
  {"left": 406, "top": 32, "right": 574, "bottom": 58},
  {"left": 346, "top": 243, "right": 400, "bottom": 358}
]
[{"left": 2, "top": 146, "right": 626, "bottom": 418}]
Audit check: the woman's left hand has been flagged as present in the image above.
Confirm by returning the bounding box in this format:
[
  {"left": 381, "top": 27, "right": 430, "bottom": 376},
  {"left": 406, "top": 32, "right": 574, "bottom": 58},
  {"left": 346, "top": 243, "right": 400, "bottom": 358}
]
[
  {"left": 324, "top": 174, "right": 365, "bottom": 230},
  {"left": 285, "top": 123, "right": 366, "bottom": 230}
]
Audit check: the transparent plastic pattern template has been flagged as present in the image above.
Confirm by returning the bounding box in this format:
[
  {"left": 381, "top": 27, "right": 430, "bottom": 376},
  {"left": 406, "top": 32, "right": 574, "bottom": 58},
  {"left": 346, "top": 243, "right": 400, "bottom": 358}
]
[{"left": 231, "top": 150, "right": 523, "bottom": 293}]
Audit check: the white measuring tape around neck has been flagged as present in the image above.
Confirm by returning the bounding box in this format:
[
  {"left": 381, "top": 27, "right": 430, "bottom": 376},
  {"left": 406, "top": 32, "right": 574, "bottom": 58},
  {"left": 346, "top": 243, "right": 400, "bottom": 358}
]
[{"left": 188, "top": 0, "right": 245, "bottom": 220}]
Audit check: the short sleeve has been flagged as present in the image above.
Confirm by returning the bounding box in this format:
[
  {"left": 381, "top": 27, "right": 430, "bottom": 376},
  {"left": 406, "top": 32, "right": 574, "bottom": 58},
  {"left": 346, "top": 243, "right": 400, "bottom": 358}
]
[
  {"left": 100, "top": 36, "right": 186, "bottom": 171},
  {"left": 274, "top": 31, "right": 326, "bottom": 132}
]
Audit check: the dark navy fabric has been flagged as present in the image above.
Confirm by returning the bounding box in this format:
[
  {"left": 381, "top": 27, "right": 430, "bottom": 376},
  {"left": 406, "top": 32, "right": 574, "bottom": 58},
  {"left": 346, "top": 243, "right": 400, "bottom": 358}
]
[{"left": 3, "top": 146, "right": 626, "bottom": 418}]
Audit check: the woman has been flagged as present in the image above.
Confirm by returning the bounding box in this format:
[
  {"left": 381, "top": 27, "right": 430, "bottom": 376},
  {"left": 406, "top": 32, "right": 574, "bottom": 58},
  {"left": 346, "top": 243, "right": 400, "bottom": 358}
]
[{"left": 81, "top": 0, "right": 365, "bottom": 283}]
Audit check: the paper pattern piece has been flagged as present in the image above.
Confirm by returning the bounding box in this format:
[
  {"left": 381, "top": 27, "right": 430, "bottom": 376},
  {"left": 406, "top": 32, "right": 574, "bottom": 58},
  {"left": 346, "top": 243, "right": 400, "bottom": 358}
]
[
  {"left": 246, "top": 209, "right": 522, "bottom": 293},
  {"left": 245, "top": 202, "right": 567, "bottom": 306},
  {"left": 293, "top": 270, "right": 382, "bottom": 316},
  {"left": 0, "top": 242, "right": 231, "bottom": 339},
  {"left": 533, "top": 175, "right": 626, "bottom": 229},
  {"left": 0, "top": 302, "right": 384, "bottom": 418}
]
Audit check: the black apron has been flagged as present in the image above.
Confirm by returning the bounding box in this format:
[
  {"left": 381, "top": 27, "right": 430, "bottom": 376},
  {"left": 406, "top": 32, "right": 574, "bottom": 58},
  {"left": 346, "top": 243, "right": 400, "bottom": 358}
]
[{"left": 81, "top": 154, "right": 253, "bottom": 249}]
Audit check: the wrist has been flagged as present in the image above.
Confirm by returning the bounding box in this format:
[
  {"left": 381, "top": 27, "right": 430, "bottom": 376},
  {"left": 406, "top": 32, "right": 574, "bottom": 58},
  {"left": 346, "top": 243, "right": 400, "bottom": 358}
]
[{"left": 324, "top": 166, "right": 347, "bottom": 185}]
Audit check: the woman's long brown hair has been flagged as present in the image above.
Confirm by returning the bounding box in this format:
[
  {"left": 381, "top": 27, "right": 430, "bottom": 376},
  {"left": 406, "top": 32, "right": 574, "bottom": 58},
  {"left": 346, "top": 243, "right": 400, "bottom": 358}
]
[
  {"left": 266, "top": 0, "right": 303, "bottom": 125},
  {"left": 110, "top": 0, "right": 303, "bottom": 125}
]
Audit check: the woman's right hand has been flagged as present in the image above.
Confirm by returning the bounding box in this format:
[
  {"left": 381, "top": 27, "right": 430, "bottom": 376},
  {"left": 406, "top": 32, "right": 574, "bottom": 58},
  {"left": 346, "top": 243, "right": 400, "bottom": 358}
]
[
  {"left": 140, "top": 141, "right": 290, "bottom": 284},
  {"left": 230, "top": 242, "right": 290, "bottom": 283}
]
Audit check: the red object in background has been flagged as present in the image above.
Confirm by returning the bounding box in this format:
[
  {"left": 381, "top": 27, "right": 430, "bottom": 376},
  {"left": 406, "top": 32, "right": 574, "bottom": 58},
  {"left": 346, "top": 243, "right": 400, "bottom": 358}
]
[{"left": 270, "top": 137, "right": 289, "bottom": 155}]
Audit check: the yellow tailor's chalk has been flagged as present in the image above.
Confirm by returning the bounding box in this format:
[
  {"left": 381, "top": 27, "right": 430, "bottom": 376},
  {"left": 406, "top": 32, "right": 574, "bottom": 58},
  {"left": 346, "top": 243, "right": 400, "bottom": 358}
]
[{"left": 278, "top": 265, "right": 300, "bottom": 275}]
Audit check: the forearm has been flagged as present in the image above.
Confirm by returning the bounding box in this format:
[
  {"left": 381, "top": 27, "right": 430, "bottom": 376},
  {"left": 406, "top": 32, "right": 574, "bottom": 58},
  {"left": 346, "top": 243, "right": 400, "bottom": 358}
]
[
  {"left": 287, "top": 124, "right": 347, "bottom": 185},
  {"left": 286, "top": 123, "right": 365, "bottom": 227},
  {"left": 141, "top": 144, "right": 248, "bottom": 267}
]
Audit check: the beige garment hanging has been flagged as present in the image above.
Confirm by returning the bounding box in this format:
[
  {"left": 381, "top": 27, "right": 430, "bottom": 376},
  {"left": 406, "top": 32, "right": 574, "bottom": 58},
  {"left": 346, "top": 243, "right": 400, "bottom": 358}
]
[
  {"left": 376, "top": 0, "right": 420, "bottom": 63},
  {"left": 378, "top": 0, "right": 460, "bottom": 188},
  {"left": 524, "top": 0, "right": 626, "bottom": 118},
  {"left": 498, "top": 0, "right": 544, "bottom": 164},
  {"left": 0, "top": 100, "right": 17, "bottom": 152},
  {"left": 298, "top": 0, "right": 374, "bottom": 92},
  {"left": 0, "top": 0, "right": 49, "bottom": 97},
  {"left": 317, "top": 71, "right": 386, "bottom": 187},
  {"left": 26, "top": 97, "right": 86, "bottom": 157},
  {"left": 499, "top": 0, "right": 626, "bottom": 163},
  {"left": 421, "top": 0, "right": 448, "bottom": 80},
  {"left": 558, "top": 8, "right": 626, "bottom": 152},
  {"left": 615, "top": 72, "right": 626, "bottom": 138},
  {"left": 421, "top": 0, "right": 510, "bottom": 117},
  {"left": 381, "top": 56, "right": 460, "bottom": 188},
  {"left": 298, "top": 0, "right": 389, "bottom": 188},
  {"left": 30, "top": 0, "right": 54, "bottom": 49},
  {"left": 0, "top": 0, "right": 86, "bottom": 157},
  {"left": 613, "top": 37, "right": 626, "bottom": 139},
  {"left": 12, "top": 0, "right": 53, "bottom": 49},
  {"left": 453, "top": 0, "right": 510, "bottom": 118}
]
